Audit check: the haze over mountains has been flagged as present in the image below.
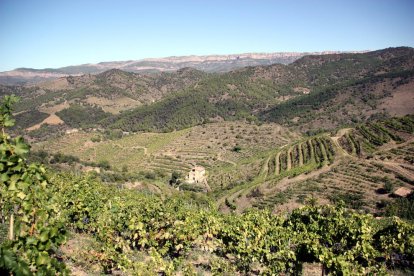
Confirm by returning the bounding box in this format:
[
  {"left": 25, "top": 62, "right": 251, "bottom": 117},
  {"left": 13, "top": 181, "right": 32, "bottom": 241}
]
[{"left": 0, "top": 50, "right": 367, "bottom": 85}]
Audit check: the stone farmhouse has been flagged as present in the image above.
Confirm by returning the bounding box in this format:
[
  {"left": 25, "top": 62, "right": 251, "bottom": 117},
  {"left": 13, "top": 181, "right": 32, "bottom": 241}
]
[{"left": 186, "top": 166, "right": 206, "bottom": 184}]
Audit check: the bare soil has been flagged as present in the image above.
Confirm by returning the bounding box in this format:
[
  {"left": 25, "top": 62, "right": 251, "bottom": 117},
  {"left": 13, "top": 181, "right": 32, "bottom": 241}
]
[{"left": 379, "top": 82, "right": 414, "bottom": 116}]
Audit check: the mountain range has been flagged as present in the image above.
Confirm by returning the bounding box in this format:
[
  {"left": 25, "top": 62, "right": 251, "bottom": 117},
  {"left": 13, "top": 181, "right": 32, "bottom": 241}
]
[{"left": 0, "top": 51, "right": 367, "bottom": 85}]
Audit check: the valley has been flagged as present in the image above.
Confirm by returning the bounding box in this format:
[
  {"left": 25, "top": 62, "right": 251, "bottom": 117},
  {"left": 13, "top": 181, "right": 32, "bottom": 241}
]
[
  {"left": 1, "top": 47, "right": 414, "bottom": 275},
  {"left": 2, "top": 0, "right": 414, "bottom": 274}
]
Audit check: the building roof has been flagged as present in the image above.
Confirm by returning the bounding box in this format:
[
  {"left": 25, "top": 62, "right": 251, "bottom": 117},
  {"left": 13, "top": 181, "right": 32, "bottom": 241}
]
[{"left": 393, "top": 187, "right": 412, "bottom": 197}]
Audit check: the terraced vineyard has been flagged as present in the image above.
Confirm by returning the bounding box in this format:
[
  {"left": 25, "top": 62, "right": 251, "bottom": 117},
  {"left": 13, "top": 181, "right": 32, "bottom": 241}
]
[
  {"left": 263, "top": 136, "right": 336, "bottom": 181},
  {"left": 214, "top": 136, "right": 337, "bottom": 210},
  {"left": 277, "top": 159, "right": 406, "bottom": 211},
  {"left": 339, "top": 115, "right": 414, "bottom": 155},
  {"left": 147, "top": 154, "right": 193, "bottom": 175},
  {"left": 219, "top": 115, "right": 414, "bottom": 213},
  {"left": 33, "top": 130, "right": 190, "bottom": 171},
  {"left": 381, "top": 142, "right": 414, "bottom": 164},
  {"left": 33, "top": 121, "right": 298, "bottom": 176}
]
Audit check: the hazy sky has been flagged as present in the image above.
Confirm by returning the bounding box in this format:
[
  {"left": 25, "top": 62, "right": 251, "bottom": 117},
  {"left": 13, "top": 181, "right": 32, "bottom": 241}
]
[{"left": 0, "top": 0, "right": 413, "bottom": 71}]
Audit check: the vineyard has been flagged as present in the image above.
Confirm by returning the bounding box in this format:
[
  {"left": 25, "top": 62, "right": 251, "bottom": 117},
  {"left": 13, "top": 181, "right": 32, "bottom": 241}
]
[
  {"left": 2, "top": 96, "right": 414, "bottom": 274},
  {"left": 1, "top": 127, "right": 414, "bottom": 274},
  {"left": 263, "top": 136, "right": 336, "bottom": 180}
]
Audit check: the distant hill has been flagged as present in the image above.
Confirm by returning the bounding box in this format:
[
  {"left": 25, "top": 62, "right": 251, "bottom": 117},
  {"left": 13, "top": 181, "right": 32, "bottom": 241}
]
[{"left": 0, "top": 51, "right": 366, "bottom": 85}]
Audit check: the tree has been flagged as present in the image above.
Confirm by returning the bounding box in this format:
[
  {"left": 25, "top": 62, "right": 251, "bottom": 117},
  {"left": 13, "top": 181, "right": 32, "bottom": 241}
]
[{"left": 169, "top": 171, "right": 182, "bottom": 186}]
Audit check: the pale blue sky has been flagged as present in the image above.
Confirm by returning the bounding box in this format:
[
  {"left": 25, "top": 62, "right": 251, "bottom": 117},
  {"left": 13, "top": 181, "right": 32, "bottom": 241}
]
[{"left": 0, "top": 0, "right": 413, "bottom": 71}]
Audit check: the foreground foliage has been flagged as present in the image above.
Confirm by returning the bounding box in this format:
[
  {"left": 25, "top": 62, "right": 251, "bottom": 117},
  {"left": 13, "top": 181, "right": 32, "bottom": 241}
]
[
  {"left": 0, "top": 95, "right": 67, "bottom": 275},
  {"left": 48, "top": 172, "right": 413, "bottom": 275}
]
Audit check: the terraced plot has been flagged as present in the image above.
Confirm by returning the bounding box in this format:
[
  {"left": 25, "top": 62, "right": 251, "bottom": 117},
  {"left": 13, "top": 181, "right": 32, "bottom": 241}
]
[
  {"left": 262, "top": 135, "right": 336, "bottom": 182},
  {"left": 249, "top": 158, "right": 408, "bottom": 212},
  {"left": 219, "top": 116, "right": 414, "bottom": 213},
  {"left": 216, "top": 135, "right": 338, "bottom": 210},
  {"left": 34, "top": 129, "right": 190, "bottom": 170},
  {"left": 33, "top": 121, "right": 298, "bottom": 175},
  {"left": 147, "top": 155, "right": 193, "bottom": 175}
]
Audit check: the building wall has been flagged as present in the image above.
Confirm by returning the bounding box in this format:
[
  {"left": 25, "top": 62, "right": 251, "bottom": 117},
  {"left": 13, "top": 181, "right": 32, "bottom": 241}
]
[{"left": 187, "top": 168, "right": 206, "bottom": 184}]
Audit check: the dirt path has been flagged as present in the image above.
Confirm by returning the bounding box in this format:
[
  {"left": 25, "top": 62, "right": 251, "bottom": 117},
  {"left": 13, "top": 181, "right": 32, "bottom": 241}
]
[
  {"left": 335, "top": 128, "right": 353, "bottom": 138},
  {"left": 331, "top": 128, "right": 353, "bottom": 155},
  {"left": 372, "top": 160, "right": 414, "bottom": 181},
  {"left": 369, "top": 137, "right": 414, "bottom": 181},
  {"left": 331, "top": 131, "right": 352, "bottom": 157},
  {"left": 27, "top": 113, "right": 64, "bottom": 131},
  {"left": 225, "top": 158, "right": 342, "bottom": 212},
  {"left": 376, "top": 137, "right": 414, "bottom": 153},
  {"left": 262, "top": 158, "right": 341, "bottom": 195},
  {"left": 113, "top": 143, "right": 148, "bottom": 155}
]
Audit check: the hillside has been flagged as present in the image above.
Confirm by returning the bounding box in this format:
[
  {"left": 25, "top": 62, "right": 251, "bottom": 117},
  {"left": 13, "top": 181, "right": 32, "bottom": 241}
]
[
  {"left": 262, "top": 69, "right": 414, "bottom": 132},
  {"left": 7, "top": 67, "right": 205, "bottom": 113},
  {"left": 31, "top": 112, "right": 414, "bottom": 216},
  {"left": 104, "top": 47, "right": 414, "bottom": 132},
  {"left": 216, "top": 115, "right": 414, "bottom": 215}
]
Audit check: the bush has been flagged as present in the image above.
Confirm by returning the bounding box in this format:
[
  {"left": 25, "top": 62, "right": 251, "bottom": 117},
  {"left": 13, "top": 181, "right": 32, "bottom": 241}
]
[
  {"left": 383, "top": 178, "right": 394, "bottom": 193},
  {"left": 232, "top": 145, "right": 242, "bottom": 152},
  {"left": 97, "top": 160, "right": 111, "bottom": 170}
]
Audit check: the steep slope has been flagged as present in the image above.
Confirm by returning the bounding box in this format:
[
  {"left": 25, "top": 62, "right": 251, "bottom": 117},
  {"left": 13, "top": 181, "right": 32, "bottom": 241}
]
[{"left": 261, "top": 69, "right": 414, "bottom": 132}]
